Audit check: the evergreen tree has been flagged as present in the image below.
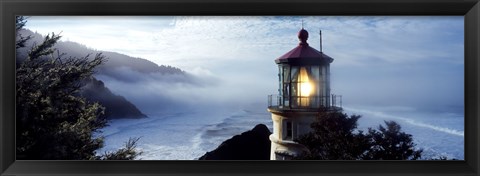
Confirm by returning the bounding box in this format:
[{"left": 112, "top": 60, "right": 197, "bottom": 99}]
[
  {"left": 16, "top": 16, "right": 141, "bottom": 160},
  {"left": 295, "top": 110, "right": 423, "bottom": 160},
  {"left": 95, "top": 137, "right": 143, "bottom": 160},
  {"left": 16, "top": 16, "right": 31, "bottom": 49},
  {"left": 363, "top": 121, "right": 422, "bottom": 160},
  {"left": 294, "top": 111, "right": 370, "bottom": 160}
]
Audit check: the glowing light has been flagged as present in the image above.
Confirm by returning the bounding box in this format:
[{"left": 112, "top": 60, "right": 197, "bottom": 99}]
[
  {"left": 298, "top": 67, "right": 313, "bottom": 96},
  {"left": 298, "top": 67, "right": 313, "bottom": 106},
  {"left": 300, "top": 82, "right": 312, "bottom": 96}
]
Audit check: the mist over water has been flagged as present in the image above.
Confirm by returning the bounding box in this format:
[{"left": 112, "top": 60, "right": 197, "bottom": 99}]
[{"left": 94, "top": 64, "right": 275, "bottom": 117}]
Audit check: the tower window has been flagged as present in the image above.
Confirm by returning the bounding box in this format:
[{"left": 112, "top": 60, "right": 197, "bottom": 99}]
[{"left": 284, "top": 120, "right": 293, "bottom": 140}]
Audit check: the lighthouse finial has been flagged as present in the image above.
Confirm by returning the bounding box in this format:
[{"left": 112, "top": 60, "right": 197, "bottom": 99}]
[{"left": 298, "top": 28, "right": 309, "bottom": 45}]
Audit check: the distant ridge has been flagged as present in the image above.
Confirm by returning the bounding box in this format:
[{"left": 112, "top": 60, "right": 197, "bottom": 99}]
[{"left": 17, "top": 29, "right": 186, "bottom": 78}]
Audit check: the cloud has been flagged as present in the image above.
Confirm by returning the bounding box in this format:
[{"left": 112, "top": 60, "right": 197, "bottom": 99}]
[{"left": 26, "top": 16, "right": 464, "bottom": 114}]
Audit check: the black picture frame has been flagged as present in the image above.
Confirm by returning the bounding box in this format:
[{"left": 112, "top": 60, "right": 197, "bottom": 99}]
[{"left": 1, "top": 0, "right": 479, "bottom": 175}]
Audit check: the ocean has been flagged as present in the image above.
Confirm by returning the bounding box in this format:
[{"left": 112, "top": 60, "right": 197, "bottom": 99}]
[{"left": 96, "top": 104, "right": 464, "bottom": 160}]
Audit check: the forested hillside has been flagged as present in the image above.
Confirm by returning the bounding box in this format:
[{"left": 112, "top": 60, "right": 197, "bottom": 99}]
[
  {"left": 17, "top": 29, "right": 185, "bottom": 78},
  {"left": 16, "top": 29, "right": 189, "bottom": 119}
]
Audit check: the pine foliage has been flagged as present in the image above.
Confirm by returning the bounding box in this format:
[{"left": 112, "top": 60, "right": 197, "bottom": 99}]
[
  {"left": 16, "top": 16, "right": 32, "bottom": 49},
  {"left": 16, "top": 16, "right": 141, "bottom": 160},
  {"left": 295, "top": 110, "right": 423, "bottom": 160},
  {"left": 96, "top": 137, "right": 143, "bottom": 160},
  {"left": 363, "top": 121, "right": 422, "bottom": 160}
]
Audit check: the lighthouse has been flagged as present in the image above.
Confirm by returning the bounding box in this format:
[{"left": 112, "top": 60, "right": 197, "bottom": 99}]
[{"left": 267, "top": 28, "right": 342, "bottom": 160}]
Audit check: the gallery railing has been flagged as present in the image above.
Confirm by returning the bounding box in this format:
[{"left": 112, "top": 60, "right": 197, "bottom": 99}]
[{"left": 268, "top": 94, "right": 342, "bottom": 109}]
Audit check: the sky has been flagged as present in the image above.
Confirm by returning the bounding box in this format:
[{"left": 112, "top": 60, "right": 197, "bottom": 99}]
[{"left": 24, "top": 16, "right": 464, "bottom": 115}]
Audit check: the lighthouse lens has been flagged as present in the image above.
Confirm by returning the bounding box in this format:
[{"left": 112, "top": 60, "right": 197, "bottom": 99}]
[
  {"left": 300, "top": 82, "right": 312, "bottom": 96},
  {"left": 299, "top": 67, "right": 312, "bottom": 97}
]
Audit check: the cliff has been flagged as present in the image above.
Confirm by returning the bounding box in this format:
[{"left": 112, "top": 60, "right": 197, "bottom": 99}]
[{"left": 80, "top": 77, "right": 147, "bottom": 119}]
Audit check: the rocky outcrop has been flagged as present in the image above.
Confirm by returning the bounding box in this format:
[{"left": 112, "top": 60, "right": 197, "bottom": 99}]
[{"left": 199, "top": 124, "right": 271, "bottom": 160}]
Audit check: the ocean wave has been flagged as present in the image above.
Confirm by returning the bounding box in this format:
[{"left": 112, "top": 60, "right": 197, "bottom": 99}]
[{"left": 344, "top": 107, "right": 464, "bottom": 137}]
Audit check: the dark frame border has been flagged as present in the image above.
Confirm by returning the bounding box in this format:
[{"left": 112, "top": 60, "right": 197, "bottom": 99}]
[{"left": 1, "top": 0, "right": 479, "bottom": 176}]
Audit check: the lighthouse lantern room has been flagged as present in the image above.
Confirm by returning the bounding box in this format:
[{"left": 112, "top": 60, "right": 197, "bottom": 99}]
[{"left": 267, "top": 28, "right": 342, "bottom": 160}]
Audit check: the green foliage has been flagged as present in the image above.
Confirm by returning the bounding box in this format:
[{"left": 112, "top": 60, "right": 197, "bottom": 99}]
[
  {"left": 95, "top": 137, "right": 143, "bottom": 160},
  {"left": 295, "top": 111, "right": 370, "bottom": 160},
  {"left": 363, "top": 121, "right": 422, "bottom": 160},
  {"left": 16, "top": 16, "right": 141, "bottom": 160},
  {"left": 16, "top": 31, "right": 105, "bottom": 159},
  {"left": 295, "top": 110, "right": 423, "bottom": 160},
  {"left": 16, "top": 16, "right": 32, "bottom": 49}
]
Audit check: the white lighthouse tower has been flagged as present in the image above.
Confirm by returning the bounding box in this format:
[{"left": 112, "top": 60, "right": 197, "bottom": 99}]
[{"left": 267, "top": 28, "right": 342, "bottom": 160}]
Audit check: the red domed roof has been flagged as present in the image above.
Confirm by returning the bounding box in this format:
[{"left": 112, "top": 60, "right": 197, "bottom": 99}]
[{"left": 275, "top": 28, "right": 333, "bottom": 65}]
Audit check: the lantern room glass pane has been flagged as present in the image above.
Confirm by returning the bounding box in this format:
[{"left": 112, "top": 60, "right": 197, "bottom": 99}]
[
  {"left": 283, "top": 65, "right": 290, "bottom": 83},
  {"left": 310, "top": 66, "right": 320, "bottom": 107},
  {"left": 310, "top": 66, "right": 320, "bottom": 95},
  {"left": 321, "top": 65, "right": 329, "bottom": 106},
  {"left": 281, "top": 65, "right": 290, "bottom": 107},
  {"left": 291, "top": 96, "right": 298, "bottom": 108},
  {"left": 278, "top": 66, "right": 282, "bottom": 96},
  {"left": 283, "top": 83, "right": 290, "bottom": 106},
  {"left": 298, "top": 67, "right": 311, "bottom": 97},
  {"left": 324, "top": 65, "right": 329, "bottom": 94},
  {"left": 297, "top": 67, "right": 312, "bottom": 107},
  {"left": 290, "top": 66, "right": 299, "bottom": 108},
  {"left": 290, "top": 66, "right": 299, "bottom": 82}
]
